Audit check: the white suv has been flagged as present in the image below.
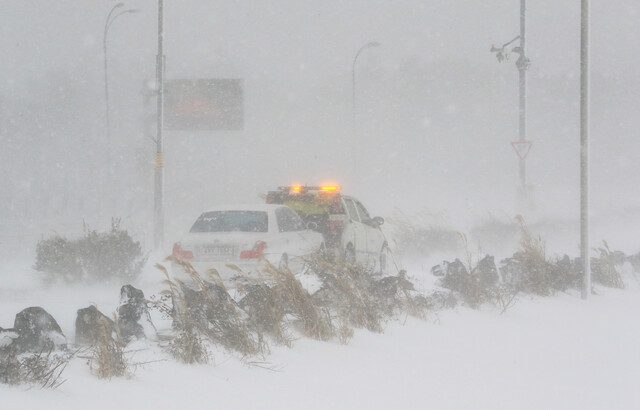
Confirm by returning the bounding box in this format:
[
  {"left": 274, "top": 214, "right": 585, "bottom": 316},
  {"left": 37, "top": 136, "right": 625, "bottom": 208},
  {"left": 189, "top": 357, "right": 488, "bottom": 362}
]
[{"left": 265, "top": 185, "right": 390, "bottom": 274}]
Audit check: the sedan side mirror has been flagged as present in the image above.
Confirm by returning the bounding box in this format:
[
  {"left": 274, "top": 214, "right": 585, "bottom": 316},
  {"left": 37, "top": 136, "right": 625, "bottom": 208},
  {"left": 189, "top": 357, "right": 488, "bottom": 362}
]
[
  {"left": 372, "top": 216, "right": 384, "bottom": 227},
  {"left": 306, "top": 221, "right": 319, "bottom": 230}
]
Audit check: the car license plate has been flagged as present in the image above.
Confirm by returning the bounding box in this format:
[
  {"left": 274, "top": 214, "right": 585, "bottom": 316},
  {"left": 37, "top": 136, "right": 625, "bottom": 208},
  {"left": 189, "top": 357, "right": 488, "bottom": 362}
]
[{"left": 201, "top": 246, "right": 235, "bottom": 257}]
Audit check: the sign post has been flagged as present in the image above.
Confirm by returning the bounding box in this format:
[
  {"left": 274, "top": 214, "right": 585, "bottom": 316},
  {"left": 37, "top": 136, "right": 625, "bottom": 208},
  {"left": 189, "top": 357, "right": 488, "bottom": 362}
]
[
  {"left": 491, "top": 0, "right": 531, "bottom": 207},
  {"left": 154, "top": 0, "right": 165, "bottom": 251}
]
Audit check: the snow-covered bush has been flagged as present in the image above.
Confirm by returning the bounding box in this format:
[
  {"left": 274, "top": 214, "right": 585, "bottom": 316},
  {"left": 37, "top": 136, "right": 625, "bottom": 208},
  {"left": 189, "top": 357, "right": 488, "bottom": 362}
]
[
  {"left": 434, "top": 234, "right": 502, "bottom": 309},
  {"left": 34, "top": 236, "right": 83, "bottom": 282},
  {"left": 306, "top": 253, "right": 422, "bottom": 333},
  {"left": 34, "top": 219, "right": 147, "bottom": 283},
  {"left": 500, "top": 218, "right": 581, "bottom": 296},
  {"left": 591, "top": 241, "right": 625, "bottom": 289},
  {"left": 435, "top": 256, "right": 501, "bottom": 309}
]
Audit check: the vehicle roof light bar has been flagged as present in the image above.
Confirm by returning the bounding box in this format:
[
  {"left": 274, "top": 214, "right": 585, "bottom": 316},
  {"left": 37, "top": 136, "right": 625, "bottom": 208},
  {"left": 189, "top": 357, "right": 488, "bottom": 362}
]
[{"left": 277, "top": 185, "right": 341, "bottom": 194}]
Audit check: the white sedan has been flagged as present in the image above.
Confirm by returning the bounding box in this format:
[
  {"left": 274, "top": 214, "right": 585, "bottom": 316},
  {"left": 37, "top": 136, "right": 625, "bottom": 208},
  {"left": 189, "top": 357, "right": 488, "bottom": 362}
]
[{"left": 171, "top": 204, "right": 325, "bottom": 282}]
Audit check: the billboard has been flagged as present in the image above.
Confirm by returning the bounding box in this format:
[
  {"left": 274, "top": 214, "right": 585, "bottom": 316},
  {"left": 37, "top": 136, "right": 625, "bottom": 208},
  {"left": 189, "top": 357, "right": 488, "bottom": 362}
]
[{"left": 164, "top": 79, "right": 243, "bottom": 130}]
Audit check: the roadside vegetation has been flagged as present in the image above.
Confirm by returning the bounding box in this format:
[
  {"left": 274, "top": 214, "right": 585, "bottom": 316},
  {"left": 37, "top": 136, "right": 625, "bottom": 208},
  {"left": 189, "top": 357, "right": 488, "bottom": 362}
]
[
  {"left": 433, "top": 216, "right": 635, "bottom": 313},
  {"left": 34, "top": 218, "right": 146, "bottom": 284},
  {"left": 2, "top": 216, "right": 638, "bottom": 388}
]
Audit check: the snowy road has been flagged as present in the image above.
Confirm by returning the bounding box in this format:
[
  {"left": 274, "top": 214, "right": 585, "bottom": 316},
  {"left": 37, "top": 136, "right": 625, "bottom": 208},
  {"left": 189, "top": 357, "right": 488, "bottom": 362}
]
[{"left": 2, "top": 261, "right": 640, "bottom": 410}]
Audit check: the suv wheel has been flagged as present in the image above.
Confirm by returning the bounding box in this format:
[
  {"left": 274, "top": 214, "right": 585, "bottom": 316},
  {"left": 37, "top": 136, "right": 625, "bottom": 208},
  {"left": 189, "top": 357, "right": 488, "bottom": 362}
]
[
  {"left": 379, "top": 244, "right": 390, "bottom": 275},
  {"left": 344, "top": 244, "right": 356, "bottom": 265}
]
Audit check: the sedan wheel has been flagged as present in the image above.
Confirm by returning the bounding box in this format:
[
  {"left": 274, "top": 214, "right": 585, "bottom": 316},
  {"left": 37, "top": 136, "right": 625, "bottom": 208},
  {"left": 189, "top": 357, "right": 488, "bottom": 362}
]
[{"left": 279, "top": 253, "right": 289, "bottom": 270}]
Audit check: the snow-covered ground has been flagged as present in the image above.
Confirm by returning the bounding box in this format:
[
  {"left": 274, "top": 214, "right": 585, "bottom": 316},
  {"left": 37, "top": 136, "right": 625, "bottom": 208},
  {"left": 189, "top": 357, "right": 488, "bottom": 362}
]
[{"left": 2, "top": 244, "right": 640, "bottom": 410}]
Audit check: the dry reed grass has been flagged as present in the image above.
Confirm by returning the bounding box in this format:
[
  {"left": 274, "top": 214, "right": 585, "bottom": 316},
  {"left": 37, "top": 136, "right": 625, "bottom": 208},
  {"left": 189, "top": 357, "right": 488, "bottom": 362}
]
[
  {"left": 514, "top": 215, "right": 554, "bottom": 296},
  {"left": 593, "top": 240, "right": 625, "bottom": 289},
  {"left": 234, "top": 273, "right": 292, "bottom": 348},
  {"left": 261, "top": 261, "right": 333, "bottom": 341},
  {"left": 158, "top": 258, "right": 261, "bottom": 359},
  {"left": 89, "top": 314, "right": 128, "bottom": 379},
  {"left": 306, "top": 254, "right": 383, "bottom": 333},
  {"left": 155, "top": 262, "right": 209, "bottom": 364}
]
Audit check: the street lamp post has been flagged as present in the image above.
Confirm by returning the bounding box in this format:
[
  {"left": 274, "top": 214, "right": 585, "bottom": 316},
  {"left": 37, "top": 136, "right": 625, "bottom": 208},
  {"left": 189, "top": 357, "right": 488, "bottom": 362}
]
[
  {"left": 103, "top": 3, "right": 138, "bottom": 143},
  {"left": 580, "top": 0, "right": 590, "bottom": 299},
  {"left": 351, "top": 41, "right": 380, "bottom": 177},
  {"left": 352, "top": 42, "right": 380, "bottom": 136},
  {"left": 491, "top": 0, "right": 531, "bottom": 207},
  {"left": 103, "top": 2, "right": 138, "bottom": 215}
]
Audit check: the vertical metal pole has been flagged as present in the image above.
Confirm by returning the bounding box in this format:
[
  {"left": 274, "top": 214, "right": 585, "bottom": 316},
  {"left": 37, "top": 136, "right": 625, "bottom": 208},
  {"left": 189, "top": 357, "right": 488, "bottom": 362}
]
[
  {"left": 104, "top": 4, "right": 122, "bottom": 149},
  {"left": 518, "top": 0, "right": 527, "bottom": 203},
  {"left": 351, "top": 42, "right": 379, "bottom": 184},
  {"left": 103, "top": 28, "right": 112, "bottom": 218},
  {"left": 352, "top": 58, "right": 356, "bottom": 137},
  {"left": 580, "top": 0, "right": 591, "bottom": 299},
  {"left": 103, "top": 4, "right": 122, "bottom": 217},
  {"left": 104, "top": 30, "right": 111, "bottom": 149},
  {"left": 154, "top": 0, "right": 165, "bottom": 251},
  {"left": 351, "top": 51, "right": 359, "bottom": 180}
]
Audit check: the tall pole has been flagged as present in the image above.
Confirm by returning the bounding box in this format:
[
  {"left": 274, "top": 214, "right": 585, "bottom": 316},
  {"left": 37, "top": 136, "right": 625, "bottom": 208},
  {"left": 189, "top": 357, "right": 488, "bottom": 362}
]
[
  {"left": 490, "top": 3, "right": 530, "bottom": 209},
  {"left": 352, "top": 42, "right": 380, "bottom": 137},
  {"left": 103, "top": 3, "right": 123, "bottom": 207},
  {"left": 103, "top": 4, "right": 137, "bottom": 214},
  {"left": 104, "top": 3, "right": 123, "bottom": 146},
  {"left": 154, "top": 0, "right": 165, "bottom": 250},
  {"left": 518, "top": 0, "right": 527, "bottom": 203},
  {"left": 351, "top": 42, "right": 380, "bottom": 178},
  {"left": 580, "top": 0, "right": 590, "bottom": 299}
]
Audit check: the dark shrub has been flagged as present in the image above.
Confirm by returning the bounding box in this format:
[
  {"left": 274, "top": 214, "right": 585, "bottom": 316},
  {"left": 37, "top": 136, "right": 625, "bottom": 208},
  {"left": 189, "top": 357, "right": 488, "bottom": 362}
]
[
  {"left": 434, "top": 256, "right": 517, "bottom": 312},
  {"left": 548, "top": 255, "right": 581, "bottom": 292},
  {"left": 437, "top": 258, "right": 488, "bottom": 308},
  {"left": 34, "top": 219, "right": 147, "bottom": 283},
  {"left": 34, "top": 236, "right": 83, "bottom": 282},
  {"left": 414, "top": 290, "right": 458, "bottom": 311},
  {"left": 117, "top": 285, "right": 155, "bottom": 344}
]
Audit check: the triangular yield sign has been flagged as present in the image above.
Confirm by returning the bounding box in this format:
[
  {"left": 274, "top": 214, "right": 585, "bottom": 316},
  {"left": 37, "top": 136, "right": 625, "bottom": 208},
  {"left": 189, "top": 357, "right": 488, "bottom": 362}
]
[{"left": 511, "top": 140, "right": 533, "bottom": 160}]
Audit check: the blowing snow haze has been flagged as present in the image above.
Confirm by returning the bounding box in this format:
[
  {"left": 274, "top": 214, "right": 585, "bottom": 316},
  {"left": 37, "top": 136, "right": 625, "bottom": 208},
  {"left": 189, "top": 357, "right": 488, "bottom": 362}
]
[{"left": 1, "top": 1, "right": 639, "bottom": 256}]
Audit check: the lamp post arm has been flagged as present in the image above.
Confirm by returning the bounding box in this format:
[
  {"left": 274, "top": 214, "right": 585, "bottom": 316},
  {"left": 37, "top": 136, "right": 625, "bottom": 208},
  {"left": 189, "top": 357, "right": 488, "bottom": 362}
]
[
  {"left": 107, "top": 9, "right": 139, "bottom": 32},
  {"left": 352, "top": 42, "right": 380, "bottom": 127},
  {"left": 104, "top": 3, "right": 124, "bottom": 50},
  {"left": 501, "top": 35, "right": 520, "bottom": 49}
]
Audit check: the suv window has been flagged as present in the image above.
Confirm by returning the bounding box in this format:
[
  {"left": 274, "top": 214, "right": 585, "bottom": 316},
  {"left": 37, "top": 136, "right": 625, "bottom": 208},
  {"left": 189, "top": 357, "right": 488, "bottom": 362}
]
[
  {"left": 275, "top": 206, "right": 306, "bottom": 232},
  {"left": 343, "top": 198, "right": 361, "bottom": 222},
  {"left": 354, "top": 200, "right": 371, "bottom": 221}
]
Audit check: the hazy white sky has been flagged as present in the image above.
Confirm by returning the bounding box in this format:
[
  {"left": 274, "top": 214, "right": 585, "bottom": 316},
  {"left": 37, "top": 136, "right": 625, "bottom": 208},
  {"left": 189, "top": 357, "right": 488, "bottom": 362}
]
[{"left": 1, "top": 1, "right": 638, "bottom": 248}]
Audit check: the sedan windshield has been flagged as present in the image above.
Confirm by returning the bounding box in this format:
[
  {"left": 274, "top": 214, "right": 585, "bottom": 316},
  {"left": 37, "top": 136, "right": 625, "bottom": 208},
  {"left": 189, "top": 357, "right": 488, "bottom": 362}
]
[{"left": 190, "top": 211, "right": 268, "bottom": 233}]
